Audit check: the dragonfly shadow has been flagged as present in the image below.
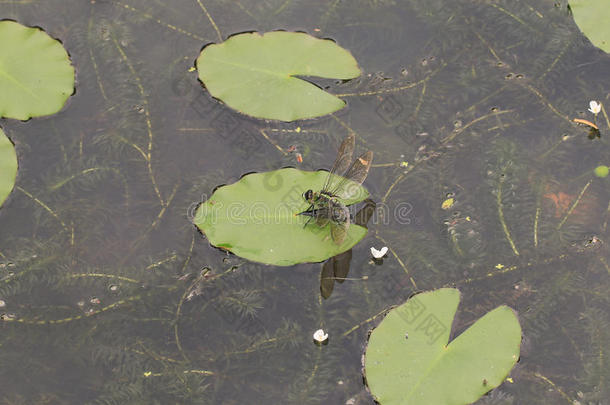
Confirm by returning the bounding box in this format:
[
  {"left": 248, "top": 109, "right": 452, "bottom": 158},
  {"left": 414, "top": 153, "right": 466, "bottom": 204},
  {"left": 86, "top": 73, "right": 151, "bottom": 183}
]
[{"left": 320, "top": 199, "right": 376, "bottom": 299}]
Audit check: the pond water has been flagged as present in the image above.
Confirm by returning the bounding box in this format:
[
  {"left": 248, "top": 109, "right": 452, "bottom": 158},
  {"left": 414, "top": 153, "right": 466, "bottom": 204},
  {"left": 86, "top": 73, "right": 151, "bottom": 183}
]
[{"left": 0, "top": 0, "right": 608, "bottom": 404}]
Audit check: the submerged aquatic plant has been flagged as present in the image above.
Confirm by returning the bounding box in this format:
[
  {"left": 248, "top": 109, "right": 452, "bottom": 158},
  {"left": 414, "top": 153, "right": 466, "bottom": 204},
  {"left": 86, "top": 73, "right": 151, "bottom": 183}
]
[{"left": 0, "top": 0, "right": 608, "bottom": 403}]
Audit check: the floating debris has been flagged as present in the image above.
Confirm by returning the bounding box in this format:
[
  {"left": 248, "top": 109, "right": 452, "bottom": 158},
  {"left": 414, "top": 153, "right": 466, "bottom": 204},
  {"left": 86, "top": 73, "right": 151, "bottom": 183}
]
[
  {"left": 573, "top": 118, "right": 598, "bottom": 130},
  {"left": 441, "top": 197, "right": 455, "bottom": 210},
  {"left": 313, "top": 329, "right": 329, "bottom": 345},
  {"left": 588, "top": 100, "right": 601, "bottom": 115},
  {"left": 594, "top": 165, "right": 608, "bottom": 178},
  {"left": 370, "top": 246, "right": 388, "bottom": 259}
]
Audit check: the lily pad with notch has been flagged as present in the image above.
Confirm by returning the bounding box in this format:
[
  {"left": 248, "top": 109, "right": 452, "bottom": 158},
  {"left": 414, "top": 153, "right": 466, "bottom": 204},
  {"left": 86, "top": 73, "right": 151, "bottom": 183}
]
[
  {"left": 364, "top": 288, "right": 521, "bottom": 405},
  {"left": 0, "top": 20, "right": 75, "bottom": 120},
  {"left": 569, "top": 0, "right": 610, "bottom": 52},
  {"left": 196, "top": 31, "right": 361, "bottom": 121},
  {"left": 193, "top": 168, "right": 370, "bottom": 266}
]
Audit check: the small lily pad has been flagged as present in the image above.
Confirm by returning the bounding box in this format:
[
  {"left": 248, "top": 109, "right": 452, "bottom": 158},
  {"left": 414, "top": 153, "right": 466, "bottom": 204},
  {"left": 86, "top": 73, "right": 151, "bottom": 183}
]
[
  {"left": 196, "top": 31, "right": 361, "bottom": 121},
  {"left": 570, "top": 0, "right": 610, "bottom": 52},
  {"left": 0, "top": 128, "right": 17, "bottom": 208},
  {"left": 364, "top": 288, "right": 521, "bottom": 405},
  {"left": 0, "top": 20, "right": 75, "bottom": 120},
  {"left": 194, "top": 168, "right": 370, "bottom": 266}
]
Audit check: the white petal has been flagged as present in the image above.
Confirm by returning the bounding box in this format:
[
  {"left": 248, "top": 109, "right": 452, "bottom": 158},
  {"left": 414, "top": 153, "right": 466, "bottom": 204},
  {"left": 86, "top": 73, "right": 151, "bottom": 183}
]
[
  {"left": 371, "top": 246, "right": 388, "bottom": 259},
  {"left": 313, "top": 329, "right": 329, "bottom": 343},
  {"left": 588, "top": 100, "right": 601, "bottom": 114}
]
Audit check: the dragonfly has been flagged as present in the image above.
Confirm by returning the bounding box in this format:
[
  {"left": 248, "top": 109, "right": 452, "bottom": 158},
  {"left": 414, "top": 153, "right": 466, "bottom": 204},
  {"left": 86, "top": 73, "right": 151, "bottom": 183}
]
[{"left": 299, "top": 134, "right": 373, "bottom": 245}]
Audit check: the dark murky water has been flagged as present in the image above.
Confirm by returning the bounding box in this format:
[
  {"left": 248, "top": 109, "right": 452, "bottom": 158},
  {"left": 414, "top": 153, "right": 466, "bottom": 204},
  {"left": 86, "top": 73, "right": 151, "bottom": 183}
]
[{"left": 0, "top": 0, "right": 608, "bottom": 404}]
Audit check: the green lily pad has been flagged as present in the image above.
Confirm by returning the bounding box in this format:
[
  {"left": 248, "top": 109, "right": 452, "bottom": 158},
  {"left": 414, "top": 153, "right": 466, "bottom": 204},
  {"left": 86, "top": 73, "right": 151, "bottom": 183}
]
[
  {"left": 570, "top": 0, "right": 610, "bottom": 52},
  {"left": 194, "top": 168, "right": 370, "bottom": 266},
  {"left": 196, "top": 31, "right": 361, "bottom": 121},
  {"left": 0, "top": 20, "right": 75, "bottom": 120},
  {"left": 364, "top": 288, "right": 521, "bottom": 405},
  {"left": 0, "top": 128, "right": 18, "bottom": 208}
]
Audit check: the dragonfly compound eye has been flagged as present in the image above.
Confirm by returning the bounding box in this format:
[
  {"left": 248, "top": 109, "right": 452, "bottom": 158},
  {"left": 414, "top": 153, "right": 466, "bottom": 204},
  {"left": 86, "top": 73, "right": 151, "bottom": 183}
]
[{"left": 304, "top": 190, "right": 313, "bottom": 201}]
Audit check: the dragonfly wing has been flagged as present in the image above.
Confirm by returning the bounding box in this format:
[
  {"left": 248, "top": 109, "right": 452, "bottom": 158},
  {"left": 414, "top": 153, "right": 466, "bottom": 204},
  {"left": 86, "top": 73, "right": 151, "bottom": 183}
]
[
  {"left": 320, "top": 260, "right": 335, "bottom": 299},
  {"left": 353, "top": 199, "right": 376, "bottom": 228},
  {"left": 330, "top": 204, "right": 350, "bottom": 245},
  {"left": 332, "top": 249, "right": 352, "bottom": 284},
  {"left": 321, "top": 134, "right": 355, "bottom": 193},
  {"left": 330, "top": 221, "right": 349, "bottom": 245},
  {"left": 316, "top": 215, "right": 330, "bottom": 227},
  {"left": 331, "top": 151, "right": 374, "bottom": 200},
  {"left": 321, "top": 248, "right": 352, "bottom": 299}
]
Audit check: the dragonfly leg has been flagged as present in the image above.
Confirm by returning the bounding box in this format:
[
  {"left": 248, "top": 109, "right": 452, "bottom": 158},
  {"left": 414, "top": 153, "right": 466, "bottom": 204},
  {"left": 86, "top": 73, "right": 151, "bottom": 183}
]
[{"left": 302, "top": 203, "right": 314, "bottom": 228}]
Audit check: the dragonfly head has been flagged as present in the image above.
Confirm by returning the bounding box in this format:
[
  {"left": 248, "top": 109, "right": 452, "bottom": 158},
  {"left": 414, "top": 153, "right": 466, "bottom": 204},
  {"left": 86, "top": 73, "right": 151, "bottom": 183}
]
[{"left": 304, "top": 189, "right": 314, "bottom": 202}]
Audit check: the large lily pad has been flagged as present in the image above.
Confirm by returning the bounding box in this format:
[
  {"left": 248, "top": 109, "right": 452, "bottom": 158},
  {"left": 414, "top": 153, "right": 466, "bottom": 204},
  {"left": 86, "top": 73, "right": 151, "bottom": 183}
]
[
  {"left": 0, "top": 128, "right": 18, "bottom": 208},
  {"left": 570, "top": 0, "right": 610, "bottom": 52},
  {"left": 194, "top": 168, "right": 370, "bottom": 266},
  {"left": 196, "top": 31, "right": 361, "bottom": 121},
  {"left": 364, "top": 288, "right": 521, "bottom": 405},
  {"left": 0, "top": 20, "right": 75, "bottom": 120}
]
